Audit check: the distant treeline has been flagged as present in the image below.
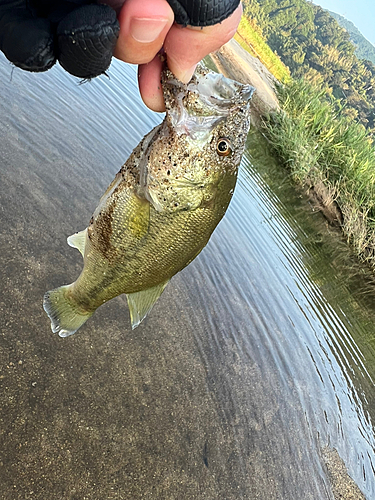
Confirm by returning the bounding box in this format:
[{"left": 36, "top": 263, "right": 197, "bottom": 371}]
[
  {"left": 242, "top": 0, "right": 375, "bottom": 133},
  {"left": 328, "top": 11, "right": 375, "bottom": 66}
]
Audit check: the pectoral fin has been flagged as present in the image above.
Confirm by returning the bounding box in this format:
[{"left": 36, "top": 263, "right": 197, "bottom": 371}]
[
  {"left": 146, "top": 186, "right": 163, "bottom": 212},
  {"left": 126, "top": 281, "right": 169, "bottom": 329},
  {"left": 67, "top": 229, "right": 87, "bottom": 257}
]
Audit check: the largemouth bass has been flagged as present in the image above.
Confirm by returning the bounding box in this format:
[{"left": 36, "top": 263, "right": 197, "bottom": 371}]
[{"left": 44, "top": 63, "right": 253, "bottom": 337}]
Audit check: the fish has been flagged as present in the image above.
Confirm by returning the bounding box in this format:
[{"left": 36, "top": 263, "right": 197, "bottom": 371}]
[{"left": 43, "top": 63, "right": 254, "bottom": 337}]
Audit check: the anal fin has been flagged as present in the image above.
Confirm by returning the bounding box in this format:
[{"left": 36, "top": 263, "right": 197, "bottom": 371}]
[
  {"left": 126, "top": 281, "right": 169, "bottom": 329},
  {"left": 67, "top": 228, "right": 87, "bottom": 257}
]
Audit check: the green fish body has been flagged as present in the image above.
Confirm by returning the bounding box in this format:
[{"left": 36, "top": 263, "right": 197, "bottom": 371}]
[{"left": 44, "top": 64, "right": 253, "bottom": 336}]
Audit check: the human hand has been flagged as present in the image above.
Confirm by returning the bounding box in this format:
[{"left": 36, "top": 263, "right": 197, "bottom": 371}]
[
  {"left": 0, "top": 0, "right": 242, "bottom": 111},
  {"left": 0, "top": 1, "right": 120, "bottom": 77},
  {"left": 113, "top": 0, "right": 242, "bottom": 111}
]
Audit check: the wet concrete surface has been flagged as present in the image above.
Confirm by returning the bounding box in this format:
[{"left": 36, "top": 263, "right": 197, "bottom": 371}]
[{"left": 0, "top": 55, "right": 372, "bottom": 499}]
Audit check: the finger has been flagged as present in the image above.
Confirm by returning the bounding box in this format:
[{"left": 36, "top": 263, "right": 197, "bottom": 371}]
[
  {"left": 99, "top": 0, "right": 125, "bottom": 15},
  {"left": 0, "top": 8, "right": 55, "bottom": 72},
  {"left": 164, "top": 3, "right": 242, "bottom": 83},
  {"left": 56, "top": 4, "right": 119, "bottom": 79},
  {"left": 114, "top": 0, "right": 174, "bottom": 65},
  {"left": 138, "top": 55, "right": 165, "bottom": 112},
  {"left": 165, "top": 0, "right": 241, "bottom": 27}
]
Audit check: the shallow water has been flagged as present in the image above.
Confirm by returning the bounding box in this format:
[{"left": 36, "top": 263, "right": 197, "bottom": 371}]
[{"left": 0, "top": 54, "right": 374, "bottom": 499}]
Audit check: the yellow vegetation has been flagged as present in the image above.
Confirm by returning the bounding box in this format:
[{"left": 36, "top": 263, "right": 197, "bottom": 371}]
[{"left": 235, "top": 17, "right": 291, "bottom": 83}]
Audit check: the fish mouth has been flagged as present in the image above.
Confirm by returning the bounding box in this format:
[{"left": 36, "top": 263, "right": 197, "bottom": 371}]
[
  {"left": 163, "top": 62, "right": 254, "bottom": 141},
  {"left": 164, "top": 62, "right": 254, "bottom": 106},
  {"left": 190, "top": 68, "right": 254, "bottom": 109}
]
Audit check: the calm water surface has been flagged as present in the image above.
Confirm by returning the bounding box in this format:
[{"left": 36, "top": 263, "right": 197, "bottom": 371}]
[{"left": 0, "top": 53, "right": 374, "bottom": 499}]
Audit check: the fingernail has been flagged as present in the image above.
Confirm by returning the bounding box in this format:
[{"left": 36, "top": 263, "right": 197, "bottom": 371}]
[
  {"left": 178, "top": 64, "right": 197, "bottom": 84},
  {"left": 130, "top": 18, "right": 167, "bottom": 43}
]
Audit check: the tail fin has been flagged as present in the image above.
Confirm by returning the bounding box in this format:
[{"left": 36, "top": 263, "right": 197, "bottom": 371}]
[{"left": 43, "top": 284, "right": 93, "bottom": 337}]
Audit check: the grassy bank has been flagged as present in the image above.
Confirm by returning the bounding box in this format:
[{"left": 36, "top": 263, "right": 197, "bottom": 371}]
[
  {"left": 234, "top": 17, "right": 290, "bottom": 83},
  {"left": 261, "top": 79, "right": 375, "bottom": 265},
  {"left": 231, "top": 15, "right": 375, "bottom": 266}
]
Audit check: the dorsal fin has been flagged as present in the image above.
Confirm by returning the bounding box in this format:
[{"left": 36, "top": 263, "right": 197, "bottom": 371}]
[
  {"left": 67, "top": 228, "right": 87, "bottom": 257},
  {"left": 126, "top": 281, "right": 169, "bottom": 329}
]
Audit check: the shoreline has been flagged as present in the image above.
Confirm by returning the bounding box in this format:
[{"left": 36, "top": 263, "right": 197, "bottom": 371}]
[
  {"left": 210, "top": 40, "right": 342, "bottom": 224},
  {"left": 214, "top": 39, "right": 375, "bottom": 269},
  {"left": 210, "top": 39, "right": 280, "bottom": 126},
  {"left": 212, "top": 40, "right": 368, "bottom": 500}
]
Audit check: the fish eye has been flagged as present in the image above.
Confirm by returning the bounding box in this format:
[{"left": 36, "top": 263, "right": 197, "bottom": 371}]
[{"left": 216, "top": 138, "right": 232, "bottom": 157}]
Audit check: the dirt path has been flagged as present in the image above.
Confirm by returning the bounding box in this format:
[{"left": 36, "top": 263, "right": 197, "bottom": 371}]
[{"left": 210, "top": 38, "right": 280, "bottom": 125}]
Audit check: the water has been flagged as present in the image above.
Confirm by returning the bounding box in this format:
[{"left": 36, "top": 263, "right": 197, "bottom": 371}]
[{"left": 0, "top": 54, "right": 374, "bottom": 499}]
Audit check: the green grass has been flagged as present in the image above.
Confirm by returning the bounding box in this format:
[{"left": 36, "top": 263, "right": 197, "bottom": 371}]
[
  {"left": 261, "top": 79, "right": 375, "bottom": 263},
  {"left": 234, "top": 17, "right": 291, "bottom": 83},
  {"left": 232, "top": 15, "right": 375, "bottom": 265}
]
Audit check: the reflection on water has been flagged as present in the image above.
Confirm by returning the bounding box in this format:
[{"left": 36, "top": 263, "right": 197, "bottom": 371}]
[
  {"left": 0, "top": 53, "right": 374, "bottom": 499},
  {"left": 238, "top": 131, "right": 375, "bottom": 496}
]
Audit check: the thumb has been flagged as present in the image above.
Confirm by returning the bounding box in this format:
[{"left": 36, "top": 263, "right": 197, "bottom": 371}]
[{"left": 114, "top": 0, "right": 174, "bottom": 65}]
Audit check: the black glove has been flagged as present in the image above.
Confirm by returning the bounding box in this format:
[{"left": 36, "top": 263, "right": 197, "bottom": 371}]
[
  {"left": 0, "top": 0, "right": 120, "bottom": 78},
  {"left": 0, "top": 0, "right": 240, "bottom": 80},
  {"left": 168, "top": 0, "right": 240, "bottom": 27}
]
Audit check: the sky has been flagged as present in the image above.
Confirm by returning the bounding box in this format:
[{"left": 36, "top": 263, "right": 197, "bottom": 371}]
[{"left": 313, "top": 0, "right": 375, "bottom": 45}]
